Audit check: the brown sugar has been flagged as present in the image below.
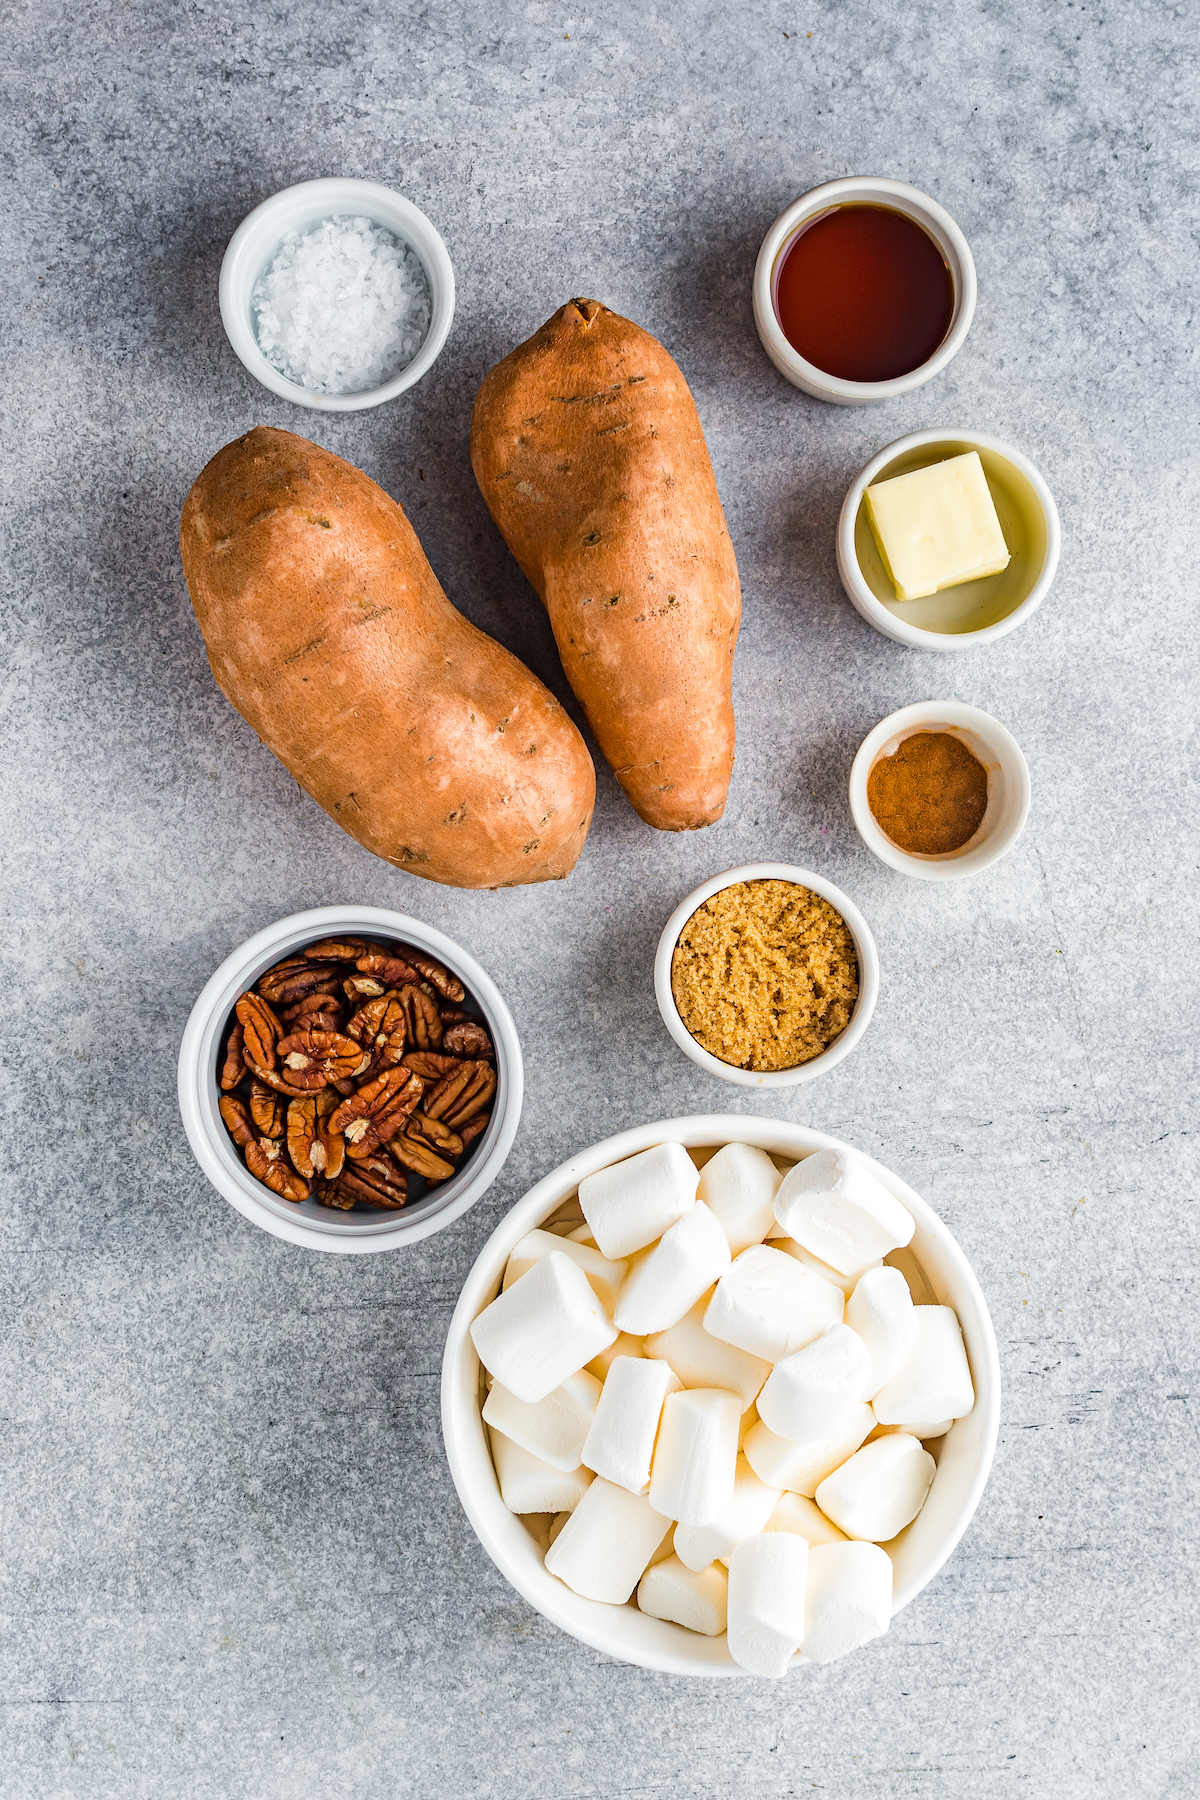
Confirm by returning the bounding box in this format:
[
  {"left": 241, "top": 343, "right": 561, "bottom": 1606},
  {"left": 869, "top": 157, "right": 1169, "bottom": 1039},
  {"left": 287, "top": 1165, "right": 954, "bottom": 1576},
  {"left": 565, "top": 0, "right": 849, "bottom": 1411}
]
[
  {"left": 670, "top": 879, "right": 859, "bottom": 1072},
  {"left": 867, "top": 731, "right": 988, "bottom": 855}
]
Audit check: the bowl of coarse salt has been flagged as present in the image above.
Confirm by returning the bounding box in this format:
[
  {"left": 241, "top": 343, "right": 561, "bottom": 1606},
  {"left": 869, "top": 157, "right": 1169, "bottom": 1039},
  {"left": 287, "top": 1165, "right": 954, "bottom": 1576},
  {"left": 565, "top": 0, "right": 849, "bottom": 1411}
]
[{"left": 219, "top": 177, "right": 455, "bottom": 411}]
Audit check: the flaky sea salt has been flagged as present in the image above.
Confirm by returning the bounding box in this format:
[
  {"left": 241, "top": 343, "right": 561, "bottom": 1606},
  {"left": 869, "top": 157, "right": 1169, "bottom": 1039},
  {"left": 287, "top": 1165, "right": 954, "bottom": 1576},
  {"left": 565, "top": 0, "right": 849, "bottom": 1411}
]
[{"left": 252, "top": 215, "right": 432, "bottom": 394}]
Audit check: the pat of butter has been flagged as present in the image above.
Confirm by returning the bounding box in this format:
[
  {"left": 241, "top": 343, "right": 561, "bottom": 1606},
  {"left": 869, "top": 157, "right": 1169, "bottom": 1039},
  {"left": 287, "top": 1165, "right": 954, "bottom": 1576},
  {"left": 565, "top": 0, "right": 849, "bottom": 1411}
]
[{"left": 865, "top": 451, "right": 1010, "bottom": 602}]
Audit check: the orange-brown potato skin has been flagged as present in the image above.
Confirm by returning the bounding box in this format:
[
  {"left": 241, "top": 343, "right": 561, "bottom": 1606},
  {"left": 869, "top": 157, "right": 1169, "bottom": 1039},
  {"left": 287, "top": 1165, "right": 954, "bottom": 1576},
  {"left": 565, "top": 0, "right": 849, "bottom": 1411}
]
[
  {"left": 470, "top": 300, "right": 741, "bottom": 831},
  {"left": 180, "top": 427, "right": 595, "bottom": 888}
]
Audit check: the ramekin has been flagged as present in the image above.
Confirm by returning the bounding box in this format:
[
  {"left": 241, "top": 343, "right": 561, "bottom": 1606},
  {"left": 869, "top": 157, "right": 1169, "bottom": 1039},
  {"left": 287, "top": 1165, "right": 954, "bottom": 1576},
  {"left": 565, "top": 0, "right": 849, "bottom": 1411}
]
[
  {"left": 177, "top": 905, "right": 522, "bottom": 1252},
  {"left": 441, "top": 1114, "right": 1001, "bottom": 1677},
  {"left": 653, "top": 863, "right": 879, "bottom": 1088},
  {"left": 753, "top": 177, "right": 976, "bottom": 405},
  {"left": 219, "top": 178, "right": 455, "bottom": 411},
  {"left": 837, "top": 428, "right": 1061, "bottom": 651},
  {"left": 850, "top": 702, "right": 1031, "bottom": 881}
]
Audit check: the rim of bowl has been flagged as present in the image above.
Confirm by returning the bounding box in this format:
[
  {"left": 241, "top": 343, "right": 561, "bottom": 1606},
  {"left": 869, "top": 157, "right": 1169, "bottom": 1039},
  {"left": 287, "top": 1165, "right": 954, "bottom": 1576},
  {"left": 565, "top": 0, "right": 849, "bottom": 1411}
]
[
  {"left": 849, "top": 702, "right": 1032, "bottom": 881},
  {"left": 218, "top": 177, "right": 456, "bottom": 412},
  {"left": 836, "top": 428, "right": 1062, "bottom": 651},
  {"left": 177, "top": 905, "right": 522, "bottom": 1252},
  {"left": 441, "top": 1113, "right": 1002, "bottom": 1678},
  {"left": 752, "top": 177, "right": 977, "bottom": 405},
  {"left": 653, "top": 863, "right": 879, "bottom": 1087}
]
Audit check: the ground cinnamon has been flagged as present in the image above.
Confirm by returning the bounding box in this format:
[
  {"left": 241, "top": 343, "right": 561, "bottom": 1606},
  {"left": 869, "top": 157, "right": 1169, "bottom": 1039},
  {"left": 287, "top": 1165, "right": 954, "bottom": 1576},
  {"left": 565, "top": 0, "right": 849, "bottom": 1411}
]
[{"left": 867, "top": 731, "right": 988, "bottom": 855}]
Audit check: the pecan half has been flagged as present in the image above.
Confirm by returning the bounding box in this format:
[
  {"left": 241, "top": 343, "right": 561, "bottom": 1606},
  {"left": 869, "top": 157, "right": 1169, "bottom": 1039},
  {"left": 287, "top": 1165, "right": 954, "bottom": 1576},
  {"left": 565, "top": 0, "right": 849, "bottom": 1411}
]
[
  {"left": 330, "top": 1066, "right": 424, "bottom": 1159},
  {"left": 312, "top": 1087, "right": 345, "bottom": 1179},
  {"left": 249, "top": 1079, "right": 286, "bottom": 1137},
  {"left": 443, "top": 1020, "right": 494, "bottom": 1061},
  {"left": 407, "top": 1110, "right": 464, "bottom": 1157},
  {"left": 397, "top": 983, "right": 443, "bottom": 1050},
  {"left": 275, "top": 1030, "right": 365, "bottom": 1091},
  {"left": 423, "top": 1061, "right": 496, "bottom": 1130},
  {"left": 286, "top": 1095, "right": 317, "bottom": 1177},
  {"left": 437, "top": 1007, "right": 469, "bottom": 1025},
  {"left": 304, "top": 938, "right": 372, "bottom": 962},
  {"left": 236, "top": 991, "right": 282, "bottom": 1070},
  {"left": 219, "top": 1093, "right": 255, "bottom": 1148},
  {"left": 258, "top": 960, "right": 343, "bottom": 1004},
  {"left": 281, "top": 991, "right": 346, "bottom": 1031},
  {"left": 459, "top": 1112, "right": 490, "bottom": 1148},
  {"left": 344, "top": 974, "right": 386, "bottom": 1003},
  {"left": 356, "top": 950, "right": 421, "bottom": 987},
  {"left": 408, "top": 953, "right": 465, "bottom": 1003},
  {"left": 401, "top": 1050, "right": 462, "bottom": 1081},
  {"left": 220, "top": 1022, "right": 246, "bottom": 1091},
  {"left": 325, "top": 1154, "right": 409, "bottom": 1210},
  {"left": 314, "top": 1176, "right": 356, "bottom": 1210},
  {"left": 345, "top": 994, "right": 407, "bottom": 1077},
  {"left": 388, "top": 1133, "right": 456, "bottom": 1184},
  {"left": 245, "top": 1135, "right": 310, "bottom": 1201}
]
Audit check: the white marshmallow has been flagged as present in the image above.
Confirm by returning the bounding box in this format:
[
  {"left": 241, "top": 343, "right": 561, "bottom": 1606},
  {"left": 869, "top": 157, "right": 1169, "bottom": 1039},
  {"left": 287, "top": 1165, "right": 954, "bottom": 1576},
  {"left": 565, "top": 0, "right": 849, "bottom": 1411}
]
[
  {"left": 503, "top": 1227, "right": 628, "bottom": 1315},
  {"left": 774, "top": 1236, "right": 881, "bottom": 1298},
  {"left": 845, "top": 1264, "right": 918, "bottom": 1399},
  {"left": 649, "top": 1388, "right": 742, "bottom": 1526},
  {"left": 638, "top": 1555, "right": 728, "bottom": 1636},
  {"left": 471, "top": 1252, "right": 618, "bottom": 1404},
  {"left": 704, "top": 1246, "right": 844, "bottom": 1362},
  {"left": 482, "top": 1369, "right": 601, "bottom": 1471},
  {"left": 774, "top": 1149, "right": 915, "bottom": 1276},
  {"left": 581, "top": 1356, "right": 681, "bottom": 1494},
  {"left": 673, "top": 1454, "right": 780, "bottom": 1571},
  {"left": 578, "top": 1142, "right": 698, "bottom": 1259},
  {"left": 738, "top": 1402, "right": 759, "bottom": 1451},
  {"left": 870, "top": 1419, "right": 953, "bottom": 1441},
  {"left": 645, "top": 1295, "right": 770, "bottom": 1409},
  {"left": 763, "top": 1492, "right": 848, "bottom": 1547},
  {"left": 816, "top": 1433, "right": 936, "bottom": 1541},
  {"left": 586, "top": 1331, "right": 644, "bottom": 1381},
  {"left": 743, "top": 1406, "right": 875, "bottom": 1498},
  {"left": 490, "top": 1429, "right": 594, "bottom": 1514},
  {"left": 726, "top": 1532, "right": 808, "bottom": 1678},
  {"left": 696, "top": 1143, "right": 783, "bottom": 1256},
  {"left": 614, "top": 1202, "right": 731, "bottom": 1334},
  {"left": 802, "top": 1540, "right": 893, "bottom": 1664},
  {"left": 544, "top": 1477, "right": 671, "bottom": 1604},
  {"left": 756, "top": 1324, "right": 873, "bottom": 1442},
  {"left": 566, "top": 1223, "right": 598, "bottom": 1246},
  {"left": 871, "top": 1305, "right": 975, "bottom": 1425}
]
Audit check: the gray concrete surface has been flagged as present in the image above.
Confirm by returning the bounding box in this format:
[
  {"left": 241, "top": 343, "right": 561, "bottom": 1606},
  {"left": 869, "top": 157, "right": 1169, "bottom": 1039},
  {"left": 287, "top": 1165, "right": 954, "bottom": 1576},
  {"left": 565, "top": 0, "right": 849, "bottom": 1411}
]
[{"left": 2, "top": 2, "right": 1197, "bottom": 1795}]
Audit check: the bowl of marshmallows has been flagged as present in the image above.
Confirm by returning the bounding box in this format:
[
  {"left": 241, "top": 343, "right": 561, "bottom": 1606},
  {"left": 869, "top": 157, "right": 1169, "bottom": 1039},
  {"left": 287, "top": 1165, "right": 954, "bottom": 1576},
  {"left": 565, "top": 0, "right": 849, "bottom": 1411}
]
[{"left": 441, "top": 1115, "right": 1000, "bottom": 1678}]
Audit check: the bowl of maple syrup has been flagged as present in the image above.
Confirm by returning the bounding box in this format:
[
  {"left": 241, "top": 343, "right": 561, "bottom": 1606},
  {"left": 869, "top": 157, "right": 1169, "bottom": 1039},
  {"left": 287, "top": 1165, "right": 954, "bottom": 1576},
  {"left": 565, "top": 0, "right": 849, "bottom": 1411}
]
[{"left": 753, "top": 177, "right": 977, "bottom": 404}]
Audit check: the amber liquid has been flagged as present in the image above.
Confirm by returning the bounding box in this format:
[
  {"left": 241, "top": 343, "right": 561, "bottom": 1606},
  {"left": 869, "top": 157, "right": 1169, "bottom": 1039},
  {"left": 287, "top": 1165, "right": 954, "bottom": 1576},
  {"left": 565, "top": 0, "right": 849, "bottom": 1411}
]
[{"left": 773, "top": 204, "right": 954, "bottom": 383}]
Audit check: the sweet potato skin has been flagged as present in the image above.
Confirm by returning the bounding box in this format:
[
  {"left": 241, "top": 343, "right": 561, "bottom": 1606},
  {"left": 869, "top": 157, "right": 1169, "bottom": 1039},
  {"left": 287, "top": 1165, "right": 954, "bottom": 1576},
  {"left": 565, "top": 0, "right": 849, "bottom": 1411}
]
[
  {"left": 470, "top": 300, "right": 741, "bottom": 831},
  {"left": 180, "top": 427, "right": 595, "bottom": 888}
]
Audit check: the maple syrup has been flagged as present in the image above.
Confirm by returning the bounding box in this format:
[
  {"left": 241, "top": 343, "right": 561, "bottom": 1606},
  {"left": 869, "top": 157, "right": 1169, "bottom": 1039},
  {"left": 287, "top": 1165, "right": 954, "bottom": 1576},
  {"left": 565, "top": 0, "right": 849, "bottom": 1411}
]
[{"left": 773, "top": 204, "right": 954, "bottom": 383}]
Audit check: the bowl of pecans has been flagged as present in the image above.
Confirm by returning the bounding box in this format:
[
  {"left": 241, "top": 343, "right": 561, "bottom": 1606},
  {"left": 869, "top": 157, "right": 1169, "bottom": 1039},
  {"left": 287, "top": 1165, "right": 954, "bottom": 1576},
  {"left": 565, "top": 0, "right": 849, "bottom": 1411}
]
[{"left": 178, "top": 905, "right": 523, "bottom": 1251}]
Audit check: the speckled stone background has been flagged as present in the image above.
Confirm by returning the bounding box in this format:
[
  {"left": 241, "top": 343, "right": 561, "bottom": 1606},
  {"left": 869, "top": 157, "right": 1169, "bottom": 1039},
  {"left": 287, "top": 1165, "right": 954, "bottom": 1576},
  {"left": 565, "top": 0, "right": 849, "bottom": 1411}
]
[{"left": 2, "top": 1, "right": 1197, "bottom": 1795}]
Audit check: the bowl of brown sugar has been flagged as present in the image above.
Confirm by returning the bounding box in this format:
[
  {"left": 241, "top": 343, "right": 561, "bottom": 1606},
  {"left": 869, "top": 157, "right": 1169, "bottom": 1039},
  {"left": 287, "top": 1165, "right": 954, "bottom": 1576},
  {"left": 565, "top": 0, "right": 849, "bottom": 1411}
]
[
  {"left": 849, "top": 701, "right": 1031, "bottom": 881},
  {"left": 654, "top": 864, "right": 879, "bottom": 1087}
]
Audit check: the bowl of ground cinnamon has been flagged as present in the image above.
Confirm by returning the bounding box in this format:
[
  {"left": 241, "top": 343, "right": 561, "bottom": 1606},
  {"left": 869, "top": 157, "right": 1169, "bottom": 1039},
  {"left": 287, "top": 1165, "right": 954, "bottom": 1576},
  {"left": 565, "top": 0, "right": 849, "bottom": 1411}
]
[
  {"left": 849, "top": 701, "right": 1031, "bottom": 880},
  {"left": 654, "top": 864, "right": 880, "bottom": 1087}
]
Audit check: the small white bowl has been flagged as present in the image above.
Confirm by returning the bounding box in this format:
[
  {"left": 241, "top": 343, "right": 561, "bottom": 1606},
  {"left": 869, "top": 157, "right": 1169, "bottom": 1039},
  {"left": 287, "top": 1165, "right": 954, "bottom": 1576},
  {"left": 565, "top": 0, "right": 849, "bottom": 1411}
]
[
  {"left": 837, "top": 428, "right": 1061, "bottom": 651},
  {"left": 219, "top": 177, "right": 455, "bottom": 411},
  {"left": 653, "top": 863, "right": 879, "bottom": 1088},
  {"left": 441, "top": 1114, "right": 1001, "bottom": 1677},
  {"left": 177, "top": 905, "right": 522, "bottom": 1253},
  {"left": 753, "top": 177, "right": 976, "bottom": 405},
  {"left": 850, "top": 702, "right": 1031, "bottom": 881}
]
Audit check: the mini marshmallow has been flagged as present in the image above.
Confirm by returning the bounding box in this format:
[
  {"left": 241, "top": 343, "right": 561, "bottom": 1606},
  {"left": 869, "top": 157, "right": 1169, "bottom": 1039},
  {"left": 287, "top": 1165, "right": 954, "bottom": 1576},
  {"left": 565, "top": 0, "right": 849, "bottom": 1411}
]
[
  {"left": 503, "top": 1228, "right": 628, "bottom": 1315},
  {"left": 763, "top": 1492, "right": 848, "bottom": 1548},
  {"left": 816, "top": 1432, "right": 936, "bottom": 1542},
  {"left": 649, "top": 1388, "right": 742, "bottom": 1526},
  {"left": 726, "top": 1532, "right": 809, "bottom": 1679},
  {"left": 802, "top": 1540, "right": 893, "bottom": 1664},
  {"left": 704, "top": 1246, "right": 844, "bottom": 1362},
  {"left": 471, "top": 1252, "right": 618, "bottom": 1404},
  {"left": 581, "top": 1356, "right": 681, "bottom": 1494},
  {"left": 845, "top": 1265, "right": 918, "bottom": 1400},
  {"left": 490, "top": 1429, "right": 594, "bottom": 1515},
  {"left": 673, "top": 1454, "right": 780, "bottom": 1571},
  {"left": 696, "top": 1143, "right": 782, "bottom": 1256},
  {"left": 743, "top": 1406, "right": 875, "bottom": 1498},
  {"left": 578, "top": 1141, "right": 698, "bottom": 1259},
  {"left": 871, "top": 1305, "right": 975, "bottom": 1425},
  {"left": 566, "top": 1223, "right": 598, "bottom": 1246},
  {"left": 544, "top": 1477, "right": 671, "bottom": 1604},
  {"left": 638, "top": 1555, "right": 728, "bottom": 1636},
  {"left": 738, "top": 1402, "right": 759, "bottom": 1451},
  {"left": 645, "top": 1296, "right": 770, "bottom": 1409},
  {"left": 586, "top": 1331, "right": 644, "bottom": 1381},
  {"left": 870, "top": 1419, "right": 953, "bottom": 1441},
  {"left": 482, "top": 1369, "right": 602, "bottom": 1471},
  {"left": 774, "top": 1236, "right": 882, "bottom": 1299},
  {"left": 774, "top": 1149, "right": 915, "bottom": 1277},
  {"left": 756, "top": 1323, "right": 873, "bottom": 1443},
  {"left": 614, "top": 1202, "right": 732, "bottom": 1334}
]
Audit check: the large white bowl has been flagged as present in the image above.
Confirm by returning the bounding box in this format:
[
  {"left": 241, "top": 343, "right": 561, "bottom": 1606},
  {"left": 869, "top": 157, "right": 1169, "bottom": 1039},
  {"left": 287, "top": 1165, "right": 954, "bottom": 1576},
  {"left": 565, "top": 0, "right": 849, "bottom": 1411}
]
[
  {"left": 178, "top": 905, "right": 522, "bottom": 1252},
  {"left": 441, "top": 1115, "right": 1000, "bottom": 1676}
]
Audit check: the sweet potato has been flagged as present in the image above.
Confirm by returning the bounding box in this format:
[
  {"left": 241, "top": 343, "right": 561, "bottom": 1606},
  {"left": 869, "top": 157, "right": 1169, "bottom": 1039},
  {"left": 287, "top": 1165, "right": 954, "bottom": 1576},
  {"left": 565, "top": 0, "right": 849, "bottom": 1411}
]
[
  {"left": 180, "top": 427, "right": 595, "bottom": 889},
  {"left": 470, "top": 300, "right": 741, "bottom": 831}
]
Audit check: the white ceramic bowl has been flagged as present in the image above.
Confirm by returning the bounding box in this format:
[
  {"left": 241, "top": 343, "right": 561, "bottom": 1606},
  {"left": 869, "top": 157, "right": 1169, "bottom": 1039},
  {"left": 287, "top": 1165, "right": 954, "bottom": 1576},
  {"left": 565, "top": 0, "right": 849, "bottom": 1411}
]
[
  {"left": 178, "top": 905, "right": 522, "bottom": 1252},
  {"left": 850, "top": 702, "right": 1032, "bottom": 881},
  {"left": 441, "top": 1114, "right": 1001, "bottom": 1677},
  {"left": 753, "top": 177, "right": 976, "bottom": 405},
  {"left": 837, "top": 428, "right": 1061, "bottom": 650},
  {"left": 653, "top": 863, "right": 878, "bottom": 1088},
  {"left": 219, "top": 177, "right": 455, "bottom": 410}
]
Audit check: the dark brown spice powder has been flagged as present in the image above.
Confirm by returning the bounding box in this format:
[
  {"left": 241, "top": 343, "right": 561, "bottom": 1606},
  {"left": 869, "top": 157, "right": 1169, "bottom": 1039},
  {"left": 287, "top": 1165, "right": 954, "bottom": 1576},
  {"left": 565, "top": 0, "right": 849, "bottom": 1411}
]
[{"left": 867, "top": 731, "right": 988, "bottom": 855}]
